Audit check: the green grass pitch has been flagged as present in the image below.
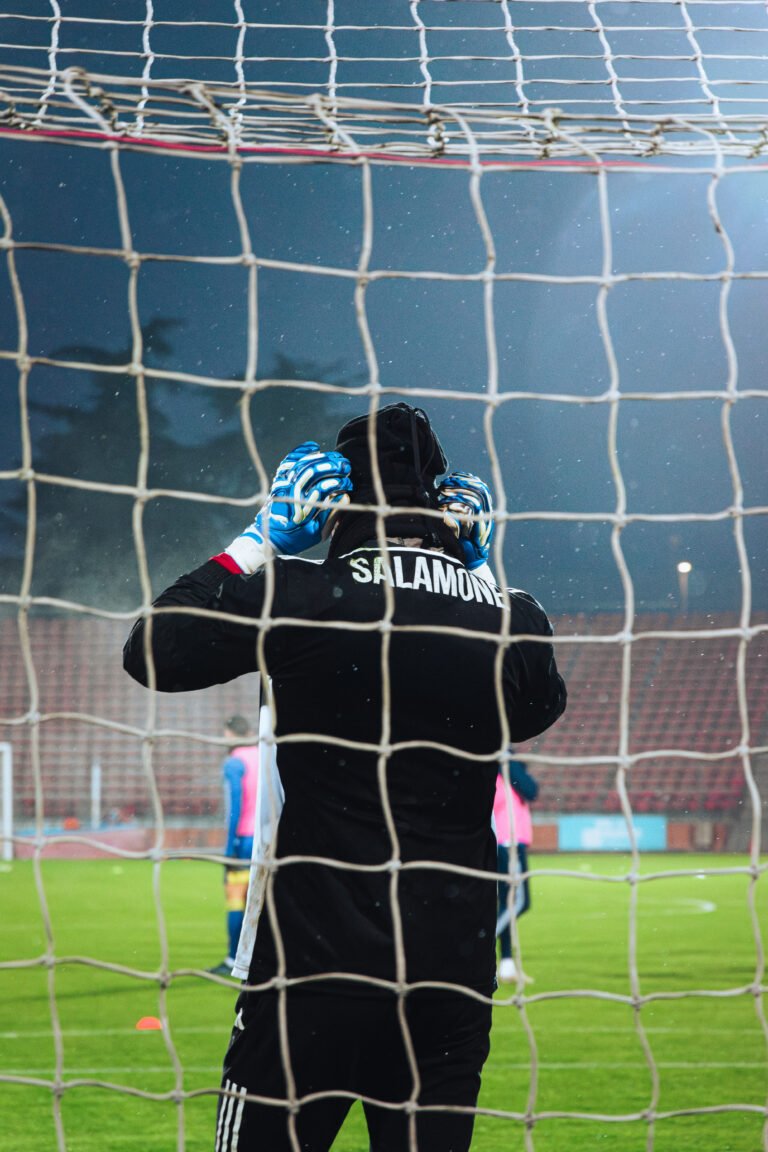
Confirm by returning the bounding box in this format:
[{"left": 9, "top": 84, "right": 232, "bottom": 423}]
[{"left": 1, "top": 853, "right": 765, "bottom": 1151}]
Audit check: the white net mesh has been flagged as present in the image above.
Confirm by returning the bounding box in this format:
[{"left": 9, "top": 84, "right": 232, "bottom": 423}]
[
  {"left": 2, "top": 0, "right": 768, "bottom": 157},
  {"left": 1, "top": 2, "right": 767, "bottom": 1150}
]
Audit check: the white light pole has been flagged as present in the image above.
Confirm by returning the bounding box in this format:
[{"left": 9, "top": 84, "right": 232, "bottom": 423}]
[
  {"left": 0, "top": 743, "right": 12, "bottom": 862},
  {"left": 677, "top": 561, "right": 692, "bottom": 615},
  {"left": 90, "top": 761, "right": 102, "bottom": 830}
]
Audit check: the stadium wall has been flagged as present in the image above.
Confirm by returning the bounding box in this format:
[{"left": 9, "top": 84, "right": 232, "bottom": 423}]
[{"left": 532, "top": 816, "right": 732, "bottom": 853}]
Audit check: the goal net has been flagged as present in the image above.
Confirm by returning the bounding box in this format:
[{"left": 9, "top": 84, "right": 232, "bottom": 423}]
[{"left": 0, "top": 3, "right": 767, "bottom": 1150}]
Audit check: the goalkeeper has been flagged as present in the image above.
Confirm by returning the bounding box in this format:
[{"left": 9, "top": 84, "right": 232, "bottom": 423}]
[{"left": 123, "top": 402, "right": 566, "bottom": 1152}]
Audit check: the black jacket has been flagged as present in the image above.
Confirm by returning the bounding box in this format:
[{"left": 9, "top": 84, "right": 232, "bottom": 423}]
[
  {"left": 507, "top": 759, "right": 539, "bottom": 803},
  {"left": 124, "top": 545, "right": 566, "bottom": 993}
]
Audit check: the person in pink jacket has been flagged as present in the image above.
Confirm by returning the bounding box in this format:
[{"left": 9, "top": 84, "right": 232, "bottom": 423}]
[
  {"left": 208, "top": 715, "right": 260, "bottom": 977},
  {"left": 493, "top": 755, "right": 538, "bottom": 984}
]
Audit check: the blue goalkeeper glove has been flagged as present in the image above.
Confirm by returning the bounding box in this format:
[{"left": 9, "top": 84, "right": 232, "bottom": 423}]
[
  {"left": 225, "top": 442, "right": 352, "bottom": 573},
  {"left": 437, "top": 471, "right": 494, "bottom": 570}
]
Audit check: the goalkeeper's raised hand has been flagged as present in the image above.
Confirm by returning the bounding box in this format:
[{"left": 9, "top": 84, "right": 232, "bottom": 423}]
[
  {"left": 224, "top": 442, "right": 352, "bottom": 574},
  {"left": 437, "top": 471, "right": 494, "bottom": 570}
]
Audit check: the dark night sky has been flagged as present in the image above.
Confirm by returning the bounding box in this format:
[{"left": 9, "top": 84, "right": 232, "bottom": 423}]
[{"left": 0, "top": 2, "right": 766, "bottom": 616}]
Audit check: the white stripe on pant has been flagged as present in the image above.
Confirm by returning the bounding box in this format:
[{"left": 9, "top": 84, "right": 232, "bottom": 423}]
[{"left": 216, "top": 1079, "right": 247, "bottom": 1152}]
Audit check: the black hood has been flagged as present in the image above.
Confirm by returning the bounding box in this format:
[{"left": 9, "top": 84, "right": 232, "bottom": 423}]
[
  {"left": 329, "top": 403, "right": 463, "bottom": 561},
  {"left": 334, "top": 402, "right": 448, "bottom": 509}
]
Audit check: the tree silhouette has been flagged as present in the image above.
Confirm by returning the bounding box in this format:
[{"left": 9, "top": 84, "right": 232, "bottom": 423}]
[{"left": 0, "top": 323, "right": 364, "bottom": 611}]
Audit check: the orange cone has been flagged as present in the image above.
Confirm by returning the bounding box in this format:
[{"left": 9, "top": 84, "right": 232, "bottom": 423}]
[{"left": 135, "top": 1016, "right": 163, "bottom": 1031}]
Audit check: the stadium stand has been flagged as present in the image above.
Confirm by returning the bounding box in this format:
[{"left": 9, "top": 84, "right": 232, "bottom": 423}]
[
  {"left": 1, "top": 611, "right": 766, "bottom": 839},
  {"left": 1, "top": 612, "right": 260, "bottom": 829},
  {"left": 518, "top": 611, "right": 768, "bottom": 821}
]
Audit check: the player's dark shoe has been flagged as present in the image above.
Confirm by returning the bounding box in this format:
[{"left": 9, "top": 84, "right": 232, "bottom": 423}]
[{"left": 207, "top": 961, "right": 235, "bottom": 977}]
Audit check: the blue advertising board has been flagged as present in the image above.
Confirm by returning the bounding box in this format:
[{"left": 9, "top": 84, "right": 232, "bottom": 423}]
[{"left": 558, "top": 814, "right": 667, "bottom": 852}]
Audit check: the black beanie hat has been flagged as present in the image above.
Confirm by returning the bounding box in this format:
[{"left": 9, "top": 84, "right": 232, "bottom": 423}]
[
  {"left": 328, "top": 403, "right": 464, "bottom": 561},
  {"left": 334, "top": 402, "right": 448, "bottom": 508}
]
